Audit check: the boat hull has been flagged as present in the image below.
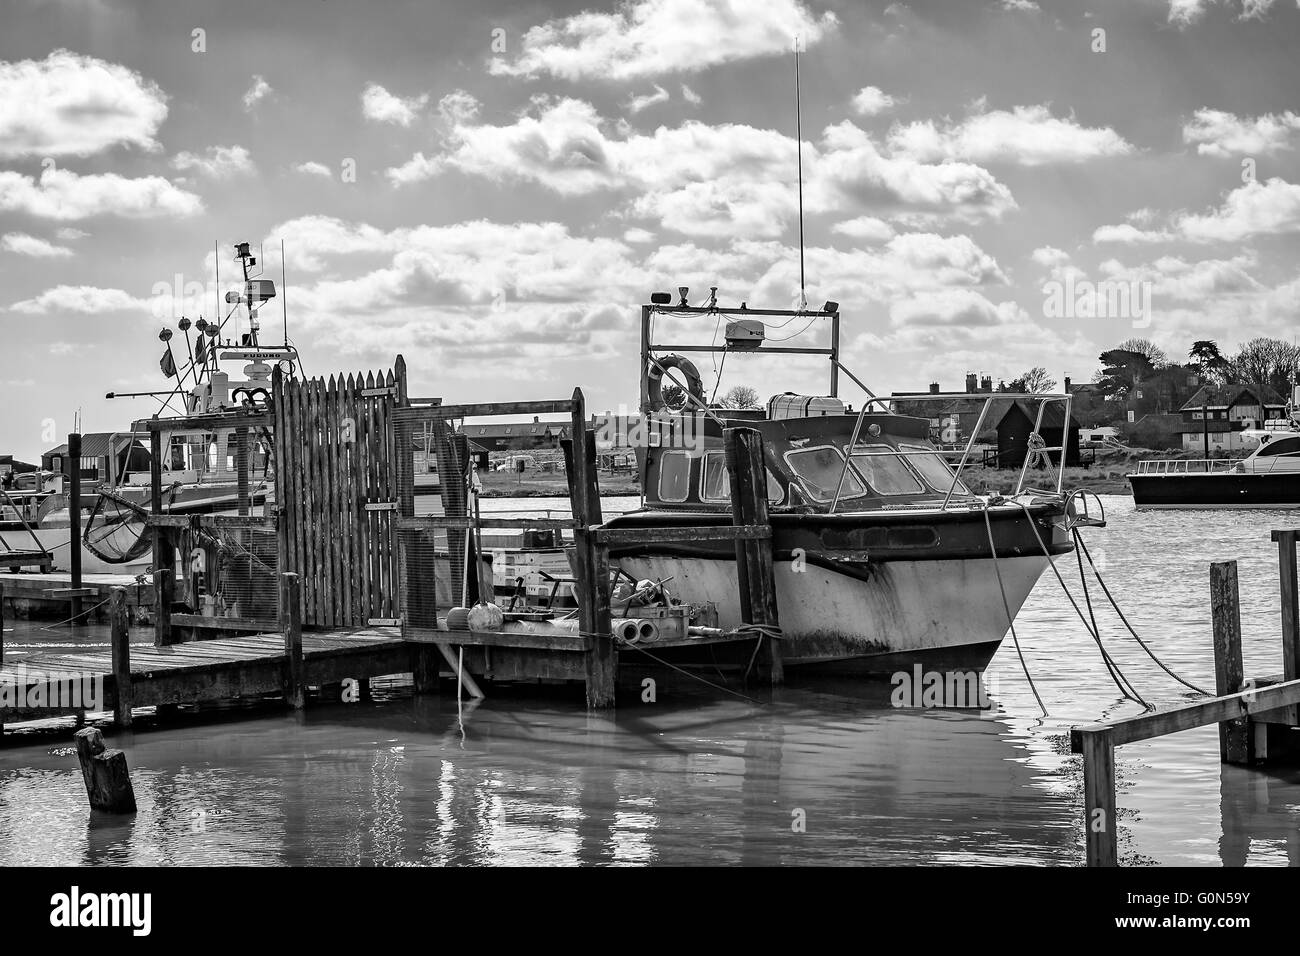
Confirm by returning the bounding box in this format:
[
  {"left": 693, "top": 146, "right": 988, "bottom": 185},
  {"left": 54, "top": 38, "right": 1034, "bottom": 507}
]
[
  {"left": 617, "top": 552, "right": 1049, "bottom": 673},
  {"left": 1129, "top": 473, "right": 1300, "bottom": 509}
]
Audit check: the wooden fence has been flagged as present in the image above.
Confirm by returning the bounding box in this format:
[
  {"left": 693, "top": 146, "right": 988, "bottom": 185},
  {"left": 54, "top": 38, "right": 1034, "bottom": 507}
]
[{"left": 272, "top": 357, "right": 407, "bottom": 628}]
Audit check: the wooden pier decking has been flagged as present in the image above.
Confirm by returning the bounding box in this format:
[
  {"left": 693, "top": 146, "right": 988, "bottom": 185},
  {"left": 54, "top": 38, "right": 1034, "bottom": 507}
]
[{"left": 1, "top": 570, "right": 153, "bottom": 620}]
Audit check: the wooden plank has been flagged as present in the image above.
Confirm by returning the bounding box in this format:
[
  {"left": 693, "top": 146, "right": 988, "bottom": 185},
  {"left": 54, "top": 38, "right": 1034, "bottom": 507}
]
[
  {"left": 43, "top": 588, "right": 98, "bottom": 599},
  {"left": 403, "top": 625, "right": 590, "bottom": 652},
  {"left": 354, "top": 373, "right": 373, "bottom": 626},
  {"left": 308, "top": 376, "right": 326, "bottom": 625},
  {"left": 378, "top": 368, "right": 397, "bottom": 620},
  {"left": 1081, "top": 727, "right": 1118, "bottom": 867},
  {"left": 392, "top": 400, "right": 573, "bottom": 422},
  {"left": 593, "top": 524, "right": 771, "bottom": 545},
  {"left": 725, "top": 427, "right": 783, "bottom": 684},
  {"left": 144, "top": 408, "right": 270, "bottom": 431},
  {"left": 570, "top": 389, "right": 615, "bottom": 709},
  {"left": 170, "top": 614, "right": 281, "bottom": 632},
  {"left": 391, "top": 356, "right": 409, "bottom": 624},
  {"left": 149, "top": 429, "right": 174, "bottom": 646},
  {"left": 1211, "top": 560, "right": 1250, "bottom": 763},
  {"left": 1276, "top": 529, "right": 1299, "bottom": 725},
  {"left": 339, "top": 372, "right": 357, "bottom": 626},
  {"left": 397, "top": 516, "right": 580, "bottom": 531},
  {"left": 281, "top": 572, "right": 305, "bottom": 709},
  {"left": 147, "top": 515, "right": 277, "bottom": 529},
  {"left": 1069, "top": 677, "right": 1300, "bottom": 750},
  {"left": 323, "top": 374, "right": 341, "bottom": 628},
  {"left": 235, "top": 426, "right": 250, "bottom": 516},
  {"left": 292, "top": 377, "right": 311, "bottom": 626},
  {"left": 365, "top": 371, "right": 382, "bottom": 621}
]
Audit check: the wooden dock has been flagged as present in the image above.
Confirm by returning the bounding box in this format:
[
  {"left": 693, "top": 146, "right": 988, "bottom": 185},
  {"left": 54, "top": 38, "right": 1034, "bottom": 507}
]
[
  {"left": 1, "top": 571, "right": 153, "bottom": 620},
  {"left": 1, "top": 581, "right": 413, "bottom": 735},
  {"left": 1071, "top": 534, "right": 1300, "bottom": 866}
]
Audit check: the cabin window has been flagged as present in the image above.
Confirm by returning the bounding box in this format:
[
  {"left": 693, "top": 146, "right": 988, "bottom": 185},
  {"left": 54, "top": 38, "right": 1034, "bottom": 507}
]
[
  {"left": 701, "top": 452, "right": 729, "bottom": 501},
  {"left": 1257, "top": 437, "right": 1300, "bottom": 458},
  {"left": 899, "top": 443, "right": 971, "bottom": 496},
  {"left": 849, "top": 445, "right": 924, "bottom": 495},
  {"left": 658, "top": 451, "right": 692, "bottom": 502},
  {"left": 784, "top": 446, "right": 866, "bottom": 502},
  {"left": 700, "top": 452, "right": 785, "bottom": 504}
]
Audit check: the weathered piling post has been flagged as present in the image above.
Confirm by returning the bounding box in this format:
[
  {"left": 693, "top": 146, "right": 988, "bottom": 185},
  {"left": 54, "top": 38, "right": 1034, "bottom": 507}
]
[
  {"left": 1080, "top": 726, "right": 1118, "bottom": 866},
  {"left": 66, "top": 431, "right": 84, "bottom": 626},
  {"left": 1, "top": 581, "right": 5, "bottom": 739},
  {"left": 724, "top": 427, "right": 783, "bottom": 685},
  {"left": 149, "top": 429, "right": 175, "bottom": 646},
  {"left": 568, "top": 389, "right": 615, "bottom": 709},
  {"left": 1272, "top": 530, "right": 1299, "bottom": 726},
  {"left": 73, "top": 727, "right": 137, "bottom": 813},
  {"left": 1211, "top": 561, "right": 1250, "bottom": 763},
  {"left": 110, "top": 587, "right": 133, "bottom": 728},
  {"left": 281, "top": 572, "right": 305, "bottom": 710}
]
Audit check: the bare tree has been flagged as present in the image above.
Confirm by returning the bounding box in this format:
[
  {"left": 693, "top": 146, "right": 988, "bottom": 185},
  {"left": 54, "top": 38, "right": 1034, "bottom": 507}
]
[
  {"left": 1230, "top": 338, "right": 1300, "bottom": 395},
  {"left": 1115, "top": 338, "right": 1168, "bottom": 368},
  {"left": 1017, "top": 367, "right": 1057, "bottom": 393},
  {"left": 719, "top": 384, "right": 761, "bottom": 409}
]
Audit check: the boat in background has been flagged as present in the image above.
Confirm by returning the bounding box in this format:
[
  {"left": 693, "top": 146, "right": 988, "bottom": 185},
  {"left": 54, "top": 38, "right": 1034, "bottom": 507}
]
[{"left": 1129, "top": 389, "right": 1300, "bottom": 509}]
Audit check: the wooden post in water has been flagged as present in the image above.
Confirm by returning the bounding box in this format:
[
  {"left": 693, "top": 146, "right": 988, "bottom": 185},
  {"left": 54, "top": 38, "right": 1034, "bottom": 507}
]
[
  {"left": 149, "top": 429, "right": 175, "bottom": 646},
  {"left": 1211, "top": 561, "right": 1250, "bottom": 763},
  {"left": 568, "top": 389, "right": 615, "bottom": 709},
  {"left": 66, "top": 432, "right": 84, "bottom": 626},
  {"left": 724, "top": 427, "right": 783, "bottom": 685},
  {"left": 1272, "top": 530, "right": 1300, "bottom": 727},
  {"left": 281, "top": 572, "right": 305, "bottom": 710},
  {"left": 110, "top": 587, "right": 133, "bottom": 728},
  {"left": 73, "top": 727, "right": 137, "bottom": 813},
  {"left": 1080, "top": 726, "right": 1118, "bottom": 867}
]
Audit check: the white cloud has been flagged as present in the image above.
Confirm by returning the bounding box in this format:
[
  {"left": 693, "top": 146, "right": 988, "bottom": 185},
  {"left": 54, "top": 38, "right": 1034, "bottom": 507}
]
[
  {"left": 1177, "top": 177, "right": 1300, "bottom": 242},
  {"left": 681, "top": 84, "right": 702, "bottom": 106},
  {"left": 10, "top": 285, "right": 147, "bottom": 314},
  {"left": 851, "top": 86, "right": 897, "bottom": 118},
  {"left": 625, "top": 85, "right": 670, "bottom": 114},
  {"left": 1168, "top": 0, "right": 1279, "bottom": 25},
  {"left": 1182, "top": 108, "right": 1300, "bottom": 157},
  {"left": 293, "top": 161, "right": 332, "bottom": 177},
  {"left": 623, "top": 227, "right": 655, "bottom": 243},
  {"left": 1, "top": 233, "right": 73, "bottom": 257},
  {"left": 888, "top": 105, "right": 1133, "bottom": 166},
  {"left": 243, "top": 75, "right": 272, "bottom": 111},
  {"left": 488, "top": 0, "right": 837, "bottom": 81},
  {"left": 55, "top": 227, "right": 89, "bottom": 240},
  {"left": 831, "top": 216, "right": 895, "bottom": 243},
  {"left": 1031, "top": 246, "right": 1070, "bottom": 267},
  {"left": 1092, "top": 223, "right": 1174, "bottom": 244},
  {"left": 0, "top": 168, "right": 203, "bottom": 220},
  {"left": 361, "top": 83, "right": 429, "bottom": 127},
  {"left": 438, "top": 90, "right": 481, "bottom": 125},
  {"left": 386, "top": 152, "right": 444, "bottom": 186},
  {"left": 172, "top": 144, "right": 255, "bottom": 178},
  {"left": 0, "top": 49, "right": 167, "bottom": 158},
  {"left": 1001, "top": 0, "right": 1040, "bottom": 9}
]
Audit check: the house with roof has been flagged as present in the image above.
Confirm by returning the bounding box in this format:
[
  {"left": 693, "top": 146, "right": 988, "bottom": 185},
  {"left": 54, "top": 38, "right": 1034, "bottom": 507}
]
[
  {"left": 892, "top": 374, "right": 997, "bottom": 442},
  {"left": 461, "top": 417, "right": 571, "bottom": 452},
  {"left": 40, "top": 433, "right": 150, "bottom": 484},
  {"left": 0, "top": 455, "right": 38, "bottom": 478},
  {"left": 1177, "top": 383, "right": 1286, "bottom": 453},
  {"left": 995, "top": 402, "right": 1082, "bottom": 468}
]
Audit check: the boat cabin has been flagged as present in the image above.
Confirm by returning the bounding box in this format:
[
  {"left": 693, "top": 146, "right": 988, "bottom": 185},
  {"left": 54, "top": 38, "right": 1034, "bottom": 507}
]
[{"left": 639, "top": 410, "right": 975, "bottom": 513}]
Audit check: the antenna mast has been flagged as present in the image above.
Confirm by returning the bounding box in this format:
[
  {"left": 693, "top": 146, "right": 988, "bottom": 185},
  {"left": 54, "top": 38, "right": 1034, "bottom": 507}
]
[
  {"left": 281, "top": 239, "right": 288, "bottom": 347},
  {"left": 795, "top": 34, "right": 806, "bottom": 311}
]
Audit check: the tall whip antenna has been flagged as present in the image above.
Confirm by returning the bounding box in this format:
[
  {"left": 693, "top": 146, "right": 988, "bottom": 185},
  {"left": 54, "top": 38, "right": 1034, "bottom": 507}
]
[
  {"left": 794, "top": 34, "right": 807, "bottom": 311},
  {"left": 281, "top": 238, "right": 288, "bottom": 347}
]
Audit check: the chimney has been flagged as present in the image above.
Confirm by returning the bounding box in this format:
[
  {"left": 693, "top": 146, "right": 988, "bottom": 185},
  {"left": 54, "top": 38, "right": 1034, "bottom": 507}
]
[
  {"left": 533, "top": 416, "right": 539, "bottom": 423},
  {"left": 1064, "top": 376, "right": 1072, "bottom": 393},
  {"left": 965, "top": 372, "right": 978, "bottom": 394},
  {"left": 929, "top": 382, "right": 940, "bottom": 395},
  {"left": 980, "top": 375, "right": 993, "bottom": 393}
]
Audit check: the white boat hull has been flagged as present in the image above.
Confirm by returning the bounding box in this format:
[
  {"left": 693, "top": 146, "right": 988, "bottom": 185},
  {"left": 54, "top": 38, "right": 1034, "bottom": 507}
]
[{"left": 617, "top": 553, "right": 1051, "bottom": 673}]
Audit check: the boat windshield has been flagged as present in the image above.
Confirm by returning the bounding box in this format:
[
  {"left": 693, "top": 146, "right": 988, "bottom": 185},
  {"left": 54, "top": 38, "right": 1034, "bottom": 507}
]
[
  {"left": 785, "top": 446, "right": 866, "bottom": 502},
  {"left": 849, "top": 445, "right": 924, "bottom": 495},
  {"left": 899, "top": 443, "right": 972, "bottom": 496}
]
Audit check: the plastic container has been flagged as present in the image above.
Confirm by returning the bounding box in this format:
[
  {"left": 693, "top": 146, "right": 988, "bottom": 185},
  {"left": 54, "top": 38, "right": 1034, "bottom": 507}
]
[{"left": 766, "top": 392, "right": 846, "bottom": 420}]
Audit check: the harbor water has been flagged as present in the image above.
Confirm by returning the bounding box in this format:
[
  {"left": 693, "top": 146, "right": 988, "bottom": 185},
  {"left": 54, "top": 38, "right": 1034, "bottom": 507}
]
[{"left": 2, "top": 494, "right": 1299, "bottom": 866}]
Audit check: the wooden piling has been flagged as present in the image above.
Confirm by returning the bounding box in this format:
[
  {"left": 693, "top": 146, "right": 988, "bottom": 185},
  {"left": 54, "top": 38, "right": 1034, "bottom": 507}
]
[
  {"left": 281, "top": 572, "right": 305, "bottom": 709},
  {"left": 1211, "top": 561, "right": 1250, "bottom": 763},
  {"left": 149, "top": 429, "right": 175, "bottom": 646},
  {"left": 110, "top": 588, "right": 133, "bottom": 728},
  {"left": 1, "top": 581, "right": 5, "bottom": 739},
  {"left": 724, "top": 427, "right": 783, "bottom": 685},
  {"left": 1272, "top": 529, "right": 1299, "bottom": 726},
  {"left": 73, "top": 727, "right": 137, "bottom": 813},
  {"left": 66, "top": 432, "right": 84, "bottom": 626},
  {"left": 1080, "top": 726, "right": 1117, "bottom": 867},
  {"left": 568, "top": 389, "right": 615, "bottom": 709}
]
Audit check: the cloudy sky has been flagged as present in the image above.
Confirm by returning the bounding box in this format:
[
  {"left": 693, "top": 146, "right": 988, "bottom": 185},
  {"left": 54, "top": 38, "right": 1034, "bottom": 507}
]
[{"left": 2, "top": 0, "right": 1299, "bottom": 458}]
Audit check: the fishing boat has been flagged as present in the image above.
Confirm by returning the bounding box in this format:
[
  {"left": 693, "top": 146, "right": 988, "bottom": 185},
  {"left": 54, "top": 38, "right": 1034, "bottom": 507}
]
[{"left": 599, "top": 294, "right": 1084, "bottom": 675}]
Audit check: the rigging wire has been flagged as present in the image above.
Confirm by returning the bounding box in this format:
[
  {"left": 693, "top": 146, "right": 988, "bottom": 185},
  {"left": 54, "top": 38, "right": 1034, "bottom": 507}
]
[{"left": 982, "top": 503, "right": 1047, "bottom": 716}]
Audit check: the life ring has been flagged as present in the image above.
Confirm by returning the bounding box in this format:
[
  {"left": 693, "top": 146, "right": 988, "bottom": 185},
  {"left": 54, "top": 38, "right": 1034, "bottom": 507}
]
[{"left": 646, "top": 354, "right": 705, "bottom": 412}]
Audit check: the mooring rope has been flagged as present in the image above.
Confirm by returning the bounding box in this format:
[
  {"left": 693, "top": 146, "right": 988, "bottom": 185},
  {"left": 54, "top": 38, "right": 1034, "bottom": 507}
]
[
  {"left": 1012, "top": 501, "right": 1150, "bottom": 710},
  {"left": 982, "top": 503, "right": 1048, "bottom": 716}
]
